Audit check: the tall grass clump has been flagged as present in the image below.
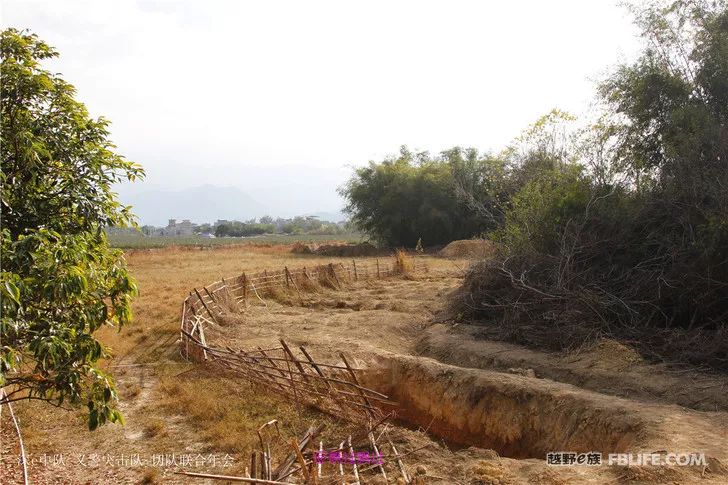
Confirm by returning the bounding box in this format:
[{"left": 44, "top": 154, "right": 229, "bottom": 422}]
[{"left": 393, "top": 249, "right": 414, "bottom": 275}]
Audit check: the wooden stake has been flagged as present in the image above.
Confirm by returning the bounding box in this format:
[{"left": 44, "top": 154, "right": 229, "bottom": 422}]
[
  {"left": 340, "top": 352, "right": 376, "bottom": 419},
  {"left": 348, "top": 435, "right": 360, "bottom": 485},
  {"left": 204, "top": 285, "right": 216, "bottom": 305},
  {"left": 291, "top": 438, "right": 310, "bottom": 482},
  {"left": 338, "top": 441, "right": 346, "bottom": 481},
  {"left": 387, "top": 437, "right": 410, "bottom": 483},
  {"left": 194, "top": 287, "right": 216, "bottom": 321},
  {"left": 197, "top": 318, "right": 208, "bottom": 360},
  {"left": 299, "top": 345, "right": 350, "bottom": 416},
  {"left": 368, "top": 431, "right": 387, "bottom": 481},
  {"left": 251, "top": 451, "right": 258, "bottom": 479},
  {"left": 328, "top": 263, "right": 340, "bottom": 286},
  {"left": 280, "top": 340, "right": 312, "bottom": 383}
]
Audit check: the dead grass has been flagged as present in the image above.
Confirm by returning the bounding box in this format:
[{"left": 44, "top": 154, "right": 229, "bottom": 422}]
[
  {"left": 143, "top": 419, "right": 166, "bottom": 438},
  {"left": 9, "top": 244, "right": 459, "bottom": 483},
  {"left": 156, "top": 369, "right": 359, "bottom": 455},
  {"left": 99, "top": 244, "right": 429, "bottom": 359},
  {"left": 140, "top": 468, "right": 160, "bottom": 484}
]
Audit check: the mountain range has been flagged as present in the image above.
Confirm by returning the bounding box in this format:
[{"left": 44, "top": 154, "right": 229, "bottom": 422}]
[{"left": 117, "top": 184, "right": 346, "bottom": 226}]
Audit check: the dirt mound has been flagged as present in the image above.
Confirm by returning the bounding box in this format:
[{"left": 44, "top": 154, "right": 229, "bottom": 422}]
[
  {"left": 315, "top": 242, "right": 379, "bottom": 257},
  {"left": 439, "top": 239, "right": 497, "bottom": 259},
  {"left": 290, "top": 242, "right": 313, "bottom": 254},
  {"left": 576, "top": 338, "right": 645, "bottom": 371},
  {"left": 289, "top": 242, "right": 379, "bottom": 256}
]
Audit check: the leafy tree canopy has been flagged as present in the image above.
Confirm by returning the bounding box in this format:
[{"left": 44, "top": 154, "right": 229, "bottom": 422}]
[
  {"left": 340, "top": 146, "right": 493, "bottom": 247},
  {"left": 1, "top": 29, "right": 144, "bottom": 429}
]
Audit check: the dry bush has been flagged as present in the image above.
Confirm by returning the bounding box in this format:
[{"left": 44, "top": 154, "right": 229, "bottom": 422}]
[
  {"left": 316, "top": 264, "right": 341, "bottom": 289},
  {"left": 290, "top": 242, "right": 314, "bottom": 254},
  {"left": 294, "top": 271, "right": 319, "bottom": 292},
  {"left": 454, "top": 254, "right": 728, "bottom": 370},
  {"left": 315, "top": 242, "right": 379, "bottom": 257},
  {"left": 393, "top": 249, "right": 414, "bottom": 275}
]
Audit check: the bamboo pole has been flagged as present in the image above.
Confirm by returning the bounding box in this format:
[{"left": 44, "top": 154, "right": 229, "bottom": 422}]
[
  {"left": 197, "top": 318, "right": 208, "bottom": 361},
  {"left": 0, "top": 390, "right": 28, "bottom": 485},
  {"left": 387, "top": 437, "right": 410, "bottom": 483},
  {"left": 291, "top": 438, "right": 310, "bottom": 482},
  {"left": 368, "top": 431, "right": 387, "bottom": 481},
  {"left": 328, "top": 263, "right": 341, "bottom": 286},
  {"left": 340, "top": 353, "right": 377, "bottom": 419},
  {"left": 348, "top": 435, "right": 360, "bottom": 485},
  {"left": 194, "top": 287, "right": 216, "bottom": 321}
]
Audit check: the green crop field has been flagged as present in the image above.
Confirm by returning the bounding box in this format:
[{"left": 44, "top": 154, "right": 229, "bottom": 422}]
[{"left": 108, "top": 233, "right": 365, "bottom": 249}]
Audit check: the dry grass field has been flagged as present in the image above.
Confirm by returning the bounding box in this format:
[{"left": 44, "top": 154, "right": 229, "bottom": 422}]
[{"left": 3, "top": 243, "right": 728, "bottom": 484}]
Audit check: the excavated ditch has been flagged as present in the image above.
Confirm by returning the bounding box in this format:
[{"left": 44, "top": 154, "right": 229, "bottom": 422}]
[{"left": 359, "top": 355, "right": 646, "bottom": 459}]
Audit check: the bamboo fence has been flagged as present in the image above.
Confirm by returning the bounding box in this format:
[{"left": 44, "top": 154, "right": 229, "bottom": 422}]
[{"left": 177, "top": 258, "right": 427, "bottom": 483}]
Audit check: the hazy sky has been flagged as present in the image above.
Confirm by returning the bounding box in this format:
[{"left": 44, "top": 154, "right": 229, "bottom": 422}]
[{"left": 2, "top": 0, "right": 641, "bottom": 217}]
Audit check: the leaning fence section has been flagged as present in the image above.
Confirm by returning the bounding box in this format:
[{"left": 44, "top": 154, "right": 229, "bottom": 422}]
[
  {"left": 179, "top": 258, "right": 426, "bottom": 420},
  {"left": 177, "top": 257, "right": 428, "bottom": 483},
  {"left": 187, "top": 258, "right": 424, "bottom": 310},
  {"left": 181, "top": 321, "right": 391, "bottom": 424}
]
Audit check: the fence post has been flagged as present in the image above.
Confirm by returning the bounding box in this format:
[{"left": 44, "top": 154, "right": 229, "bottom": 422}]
[
  {"left": 285, "top": 266, "right": 291, "bottom": 288},
  {"left": 328, "top": 263, "right": 341, "bottom": 286},
  {"left": 376, "top": 259, "right": 380, "bottom": 278},
  {"left": 242, "top": 273, "right": 247, "bottom": 300},
  {"left": 353, "top": 260, "right": 358, "bottom": 281},
  {"left": 194, "top": 288, "right": 216, "bottom": 321}
]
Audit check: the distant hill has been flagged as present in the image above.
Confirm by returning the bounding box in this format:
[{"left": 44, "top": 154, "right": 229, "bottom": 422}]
[
  {"left": 118, "top": 183, "right": 347, "bottom": 226},
  {"left": 120, "top": 185, "right": 267, "bottom": 226}
]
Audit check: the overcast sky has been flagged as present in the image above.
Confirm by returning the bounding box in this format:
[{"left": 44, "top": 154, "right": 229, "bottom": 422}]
[{"left": 2, "top": 0, "right": 641, "bottom": 218}]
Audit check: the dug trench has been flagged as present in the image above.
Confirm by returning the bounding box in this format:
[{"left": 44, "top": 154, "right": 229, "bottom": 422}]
[
  {"left": 353, "top": 351, "right": 727, "bottom": 477},
  {"left": 194, "top": 262, "right": 728, "bottom": 482},
  {"left": 358, "top": 355, "right": 642, "bottom": 459}
]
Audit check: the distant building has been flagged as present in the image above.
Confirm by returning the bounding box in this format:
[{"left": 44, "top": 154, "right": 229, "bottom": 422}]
[{"left": 158, "top": 218, "right": 196, "bottom": 236}]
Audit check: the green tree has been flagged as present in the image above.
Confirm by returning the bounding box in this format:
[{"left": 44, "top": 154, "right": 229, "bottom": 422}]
[
  {"left": 456, "top": 0, "right": 728, "bottom": 369},
  {"left": 341, "top": 146, "right": 486, "bottom": 246},
  {"left": 0, "top": 29, "right": 144, "bottom": 429},
  {"left": 597, "top": 0, "right": 728, "bottom": 328}
]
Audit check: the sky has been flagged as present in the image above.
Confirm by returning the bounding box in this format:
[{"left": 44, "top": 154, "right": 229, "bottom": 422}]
[{"left": 2, "top": 0, "right": 642, "bottom": 223}]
